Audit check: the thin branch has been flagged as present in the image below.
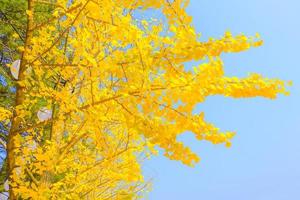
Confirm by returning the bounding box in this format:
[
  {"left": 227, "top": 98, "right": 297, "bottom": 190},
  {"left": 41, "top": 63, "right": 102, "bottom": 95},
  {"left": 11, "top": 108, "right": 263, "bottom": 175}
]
[
  {"left": 25, "top": 167, "right": 39, "bottom": 186},
  {"left": 0, "top": 10, "right": 25, "bottom": 42}
]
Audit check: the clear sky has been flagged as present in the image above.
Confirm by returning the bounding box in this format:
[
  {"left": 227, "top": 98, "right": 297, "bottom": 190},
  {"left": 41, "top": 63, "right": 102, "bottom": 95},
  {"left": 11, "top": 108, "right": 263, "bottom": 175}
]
[{"left": 144, "top": 0, "right": 300, "bottom": 199}]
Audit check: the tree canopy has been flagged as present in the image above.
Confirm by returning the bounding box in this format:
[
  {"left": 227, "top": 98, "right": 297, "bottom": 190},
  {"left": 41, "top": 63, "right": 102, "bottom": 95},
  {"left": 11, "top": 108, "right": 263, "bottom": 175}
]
[{"left": 0, "top": 0, "right": 289, "bottom": 199}]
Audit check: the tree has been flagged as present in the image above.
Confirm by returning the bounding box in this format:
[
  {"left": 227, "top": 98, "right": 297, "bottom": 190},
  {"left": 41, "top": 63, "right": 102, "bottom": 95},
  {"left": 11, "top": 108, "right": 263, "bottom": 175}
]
[
  {"left": 0, "top": 0, "right": 54, "bottom": 195},
  {"left": 0, "top": 0, "right": 289, "bottom": 199},
  {"left": 0, "top": 1, "right": 28, "bottom": 178},
  {"left": 0, "top": 0, "right": 53, "bottom": 106}
]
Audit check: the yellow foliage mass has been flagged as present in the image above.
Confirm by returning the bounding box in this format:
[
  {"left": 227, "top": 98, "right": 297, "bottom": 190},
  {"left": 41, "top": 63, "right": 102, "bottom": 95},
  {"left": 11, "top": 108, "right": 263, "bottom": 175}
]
[{"left": 2, "top": 0, "right": 289, "bottom": 199}]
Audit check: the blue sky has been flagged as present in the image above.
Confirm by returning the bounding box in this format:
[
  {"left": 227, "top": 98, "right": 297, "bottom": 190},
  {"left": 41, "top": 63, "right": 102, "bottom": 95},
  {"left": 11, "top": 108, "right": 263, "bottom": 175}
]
[{"left": 144, "top": 0, "right": 300, "bottom": 199}]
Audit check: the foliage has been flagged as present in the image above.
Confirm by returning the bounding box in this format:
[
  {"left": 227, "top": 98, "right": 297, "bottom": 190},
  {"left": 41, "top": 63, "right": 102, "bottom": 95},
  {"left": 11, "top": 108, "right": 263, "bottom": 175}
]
[{"left": 0, "top": 0, "right": 289, "bottom": 199}]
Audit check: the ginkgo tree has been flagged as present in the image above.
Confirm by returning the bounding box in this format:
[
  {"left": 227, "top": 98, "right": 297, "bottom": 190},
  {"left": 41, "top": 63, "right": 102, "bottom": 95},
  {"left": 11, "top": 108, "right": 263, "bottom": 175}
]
[
  {"left": 0, "top": 0, "right": 54, "bottom": 195},
  {"left": 0, "top": 0, "right": 289, "bottom": 199}
]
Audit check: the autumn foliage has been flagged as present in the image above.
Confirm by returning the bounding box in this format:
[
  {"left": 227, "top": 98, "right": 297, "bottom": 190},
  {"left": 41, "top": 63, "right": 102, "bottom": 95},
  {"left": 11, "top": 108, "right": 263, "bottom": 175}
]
[{"left": 0, "top": 0, "right": 289, "bottom": 199}]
